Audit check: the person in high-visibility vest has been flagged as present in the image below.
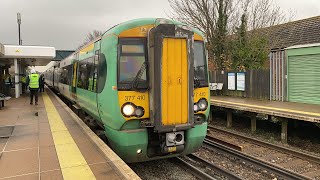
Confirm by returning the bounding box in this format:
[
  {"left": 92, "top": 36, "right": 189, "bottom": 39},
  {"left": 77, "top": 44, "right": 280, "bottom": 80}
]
[{"left": 26, "top": 69, "right": 40, "bottom": 105}]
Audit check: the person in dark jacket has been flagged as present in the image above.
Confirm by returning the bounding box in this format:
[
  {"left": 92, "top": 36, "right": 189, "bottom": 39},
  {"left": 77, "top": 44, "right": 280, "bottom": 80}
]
[
  {"left": 39, "top": 74, "right": 45, "bottom": 92},
  {"left": 26, "top": 69, "right": 40, "bottom": 105}
]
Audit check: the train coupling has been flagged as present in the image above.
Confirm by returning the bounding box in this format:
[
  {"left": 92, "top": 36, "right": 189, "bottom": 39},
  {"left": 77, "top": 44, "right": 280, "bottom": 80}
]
[{"left": 161, "top": 131, "right": 185, "bottom": 154}]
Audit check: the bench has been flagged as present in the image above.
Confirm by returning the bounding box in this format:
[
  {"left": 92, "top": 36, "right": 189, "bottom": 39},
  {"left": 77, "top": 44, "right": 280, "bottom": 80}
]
[{"left": 209, "top": 83, "right": 224, "bottom": 95}]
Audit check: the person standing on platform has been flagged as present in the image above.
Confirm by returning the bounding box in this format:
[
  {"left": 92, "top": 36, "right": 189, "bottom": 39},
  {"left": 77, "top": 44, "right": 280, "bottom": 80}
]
[
  {"left": 39, "top": 74, "right": 45, "bottom": 92},
  {"left": 3, "top": 73, "right": 12, "bottom": 96},
  {"left": 21, "top": 74, "right": 27, "bottom": 93},
  {"left": 26, "top": 69, "right": 40, "bottom": 105}
]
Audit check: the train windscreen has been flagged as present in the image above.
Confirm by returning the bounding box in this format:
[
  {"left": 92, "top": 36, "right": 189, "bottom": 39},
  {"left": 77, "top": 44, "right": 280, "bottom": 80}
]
[
  {"left": 118, "top": 38, "right": 148, "bottom": 90},
  {"left": 194, "top": 41, "right": 208, "bottom": 88}
]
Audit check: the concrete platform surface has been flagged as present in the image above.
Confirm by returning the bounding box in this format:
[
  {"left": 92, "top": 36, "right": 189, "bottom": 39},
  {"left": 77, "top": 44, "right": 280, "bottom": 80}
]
[
  {"left": 0, "top": 89, "right": 140, "bottom": 180},
  {"left": 211, "top": 96, "right": 320, "bottom": 123}
]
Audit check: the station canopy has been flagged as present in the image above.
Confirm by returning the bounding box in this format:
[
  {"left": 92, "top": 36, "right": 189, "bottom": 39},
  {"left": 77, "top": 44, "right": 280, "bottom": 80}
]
[{"left": 0, "top": 43, "right": 55, "bottom": 66}]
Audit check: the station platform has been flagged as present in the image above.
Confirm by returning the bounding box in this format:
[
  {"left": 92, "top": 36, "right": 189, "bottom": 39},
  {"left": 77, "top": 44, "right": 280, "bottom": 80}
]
[
  {"left": 211, "top": 96, "right": 320, "bottom": 143},
  {"left": 211, "top": 96, "right": 320, "bottom": 123},
  {"left": 0, "top": 89, "right": 140, "bottom": 180}
]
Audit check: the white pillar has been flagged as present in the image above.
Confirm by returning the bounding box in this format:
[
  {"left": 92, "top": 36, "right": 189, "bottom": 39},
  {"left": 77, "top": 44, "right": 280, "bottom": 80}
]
[
  {"left": 14, "top": 58, "right": 20, "bottom": 98},
  {"left": 19, "top": 61, "right": 22, "bottom": 95}
]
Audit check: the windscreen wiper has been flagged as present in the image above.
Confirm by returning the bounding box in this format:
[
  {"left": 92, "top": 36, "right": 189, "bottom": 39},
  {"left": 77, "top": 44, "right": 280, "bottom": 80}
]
[
  {"left": 194, "top": 77, "right": 201, "bottom": 88},
  {"left": 131, "top": 61, "right": 148, "bottom": 90}
]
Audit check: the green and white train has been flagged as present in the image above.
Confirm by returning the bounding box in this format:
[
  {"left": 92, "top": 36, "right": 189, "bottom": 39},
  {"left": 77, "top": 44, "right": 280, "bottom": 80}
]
[{"left": 44, "top": 18, "right": 210, "bottom": 163}]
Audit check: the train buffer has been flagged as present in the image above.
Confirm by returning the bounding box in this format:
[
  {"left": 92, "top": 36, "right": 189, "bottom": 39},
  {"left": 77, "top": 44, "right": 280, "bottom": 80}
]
[{"left": 0, "top": 89, "right": 140, "bottom": 180}]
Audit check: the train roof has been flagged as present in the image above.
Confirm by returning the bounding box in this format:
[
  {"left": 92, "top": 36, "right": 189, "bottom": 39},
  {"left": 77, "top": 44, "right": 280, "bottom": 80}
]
[
  {"left": 103, "top": 18, "right": 205, "bottom": 38},
  {"left": 48, "top": 18, "right": 205, "bottom": 69}
]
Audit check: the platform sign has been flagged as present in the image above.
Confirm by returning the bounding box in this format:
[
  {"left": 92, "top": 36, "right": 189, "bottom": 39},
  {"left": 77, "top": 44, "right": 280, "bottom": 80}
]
[
  {"left": 209, "top": 83, "right": 217, "bottom": 90},
  {"left": 237, "top": 72, "right": 245, "bottom": 91},
  {"left": 228, "top": 73, "right": 235, "bottom": 90}
]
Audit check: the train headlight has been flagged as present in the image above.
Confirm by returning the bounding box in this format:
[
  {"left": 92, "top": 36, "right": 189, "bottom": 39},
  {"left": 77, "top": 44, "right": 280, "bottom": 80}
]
[
  {"left": 198, "top": 99, "right": 208, "bottom": 111},
  {"left": 135, "top": 107, "right": 144, "bottom": 117},
  {"left": 122, "top": 103, "right": 135, "bottom": 117},
  {"left": 194, "top": 104, "right": 199, "bottom": 112}
]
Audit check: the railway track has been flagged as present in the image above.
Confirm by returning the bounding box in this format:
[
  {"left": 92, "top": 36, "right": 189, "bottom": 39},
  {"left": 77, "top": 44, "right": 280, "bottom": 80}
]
[
  {"left": 175, "top": 154, "right": 244, "bottom": 180},
  {"left": 208, "top": 125, "right": 320, "bottom": 165},
  {"left": 186, "top": 154, "right": 242, "bottom": 180},
  {"left": 204, "top": 136, "right": 312, "bottom": 180},
  {"left": 174, "top": 157, "right": 216, "bottom": 180}
]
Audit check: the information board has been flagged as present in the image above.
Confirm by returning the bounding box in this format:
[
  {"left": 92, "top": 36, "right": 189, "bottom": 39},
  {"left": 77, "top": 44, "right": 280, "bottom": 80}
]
[
  {"left": 237, "top": 72, "right": 245, "bottom": 91},
  {"left": 228, "top": 73, "right": 235, "bottom": 90}
]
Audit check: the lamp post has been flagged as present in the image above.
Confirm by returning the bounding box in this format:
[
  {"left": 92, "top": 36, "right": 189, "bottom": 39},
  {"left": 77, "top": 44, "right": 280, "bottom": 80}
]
[
  {"left": 16, "top": 13, "right": 22, "bottom": 98},
  {"left": 17, "top": 13, "right": 22, "bottom": 45}
]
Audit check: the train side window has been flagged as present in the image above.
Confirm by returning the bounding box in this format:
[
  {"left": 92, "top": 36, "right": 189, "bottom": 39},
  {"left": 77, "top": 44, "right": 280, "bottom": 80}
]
[
  {"left": 60, "top": 67, "right": 68, "bottom": 84},
  {"left": 77, "top": 60, "right": 88, "bottom": 89},
  {"left": 67, "top": 65, "right": 73, "bottom": 85}
]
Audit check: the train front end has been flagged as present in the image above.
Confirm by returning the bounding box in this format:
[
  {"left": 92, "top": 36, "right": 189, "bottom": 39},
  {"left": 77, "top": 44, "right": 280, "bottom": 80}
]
[{"left": 105, "top": 19, "right": 209, "bottom": 162}]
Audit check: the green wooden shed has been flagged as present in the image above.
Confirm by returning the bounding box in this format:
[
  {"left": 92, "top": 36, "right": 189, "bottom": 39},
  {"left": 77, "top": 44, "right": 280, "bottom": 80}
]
[{"left": 286, "top": 43, "right": 320, "bottom": 105}]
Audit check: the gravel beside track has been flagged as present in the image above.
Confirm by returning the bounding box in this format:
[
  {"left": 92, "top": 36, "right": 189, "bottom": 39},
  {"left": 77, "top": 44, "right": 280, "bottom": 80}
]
[
  {"left": 195, "top": 147, "right": 274, "bottom": 180},
  {"left": 129, "top": 159, "right": 198, "bottom": 180},
  {"left": 207, "top": 125, "right": 320, "bottom": 179}
]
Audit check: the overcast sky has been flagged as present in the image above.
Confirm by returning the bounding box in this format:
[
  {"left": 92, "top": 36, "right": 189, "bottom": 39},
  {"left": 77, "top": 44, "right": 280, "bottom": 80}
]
[{"left": 0, "top": 0, "right": 319, "bottom": 50}]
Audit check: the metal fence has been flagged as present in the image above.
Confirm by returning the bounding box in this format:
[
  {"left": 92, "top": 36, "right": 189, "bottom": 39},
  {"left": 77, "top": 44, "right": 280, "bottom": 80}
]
[
  {"left": 270, "top": 50, "right": 286, "bottom": 101},
  {"left": 209, "top": 69, "right": 270, "bottom": 100}
]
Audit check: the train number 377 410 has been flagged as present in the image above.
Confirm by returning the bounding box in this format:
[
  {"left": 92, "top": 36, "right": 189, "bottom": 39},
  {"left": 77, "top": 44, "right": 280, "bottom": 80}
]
[{"left": 124, "top": 95, "right": 146, "bottom": 101}]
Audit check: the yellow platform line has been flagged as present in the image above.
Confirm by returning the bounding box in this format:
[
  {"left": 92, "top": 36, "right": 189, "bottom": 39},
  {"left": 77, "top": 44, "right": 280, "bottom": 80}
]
[
  {"left": 42, "top": 92, "right": 96, "bottom": 180},
  {"left": 211, "top": 99, "right": 320, "bottom": 117}
]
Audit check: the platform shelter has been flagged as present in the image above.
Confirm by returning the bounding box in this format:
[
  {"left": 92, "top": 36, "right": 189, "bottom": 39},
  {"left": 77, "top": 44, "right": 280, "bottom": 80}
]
[{"left": 0, "top": 43, "right": 55, "bottom": 98}]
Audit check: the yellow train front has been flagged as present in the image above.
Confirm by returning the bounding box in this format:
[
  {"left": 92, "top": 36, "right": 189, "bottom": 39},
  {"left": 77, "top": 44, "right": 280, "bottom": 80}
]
[{"left": 106, "top": 18, "right": 210, "bottom": 162}]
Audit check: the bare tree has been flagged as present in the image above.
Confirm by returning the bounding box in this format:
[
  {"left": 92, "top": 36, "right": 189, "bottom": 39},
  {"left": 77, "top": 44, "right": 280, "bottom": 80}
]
[
  {"left": 239, "top": 0, "right": 294, "bottom": 30},
  {"left": 168, "top": 0, "right": 294, "bottom": 70},
  {"left": 77, "top": 30, "right": 103, "bottom": 50}
]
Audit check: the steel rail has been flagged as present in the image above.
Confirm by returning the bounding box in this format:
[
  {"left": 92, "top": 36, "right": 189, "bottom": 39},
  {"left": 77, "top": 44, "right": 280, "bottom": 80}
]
[
  {"left": 174, "top": 157, "right": 216, "bottom": 180},
  {"left": 187, "top": 154, "right": 243, "bottom": 180},
  {"left": 208, "top": 125, "right": 320, "bottom": 165},
  {"left": 203, "top": 138, "right": 311, "bottom": 180}
]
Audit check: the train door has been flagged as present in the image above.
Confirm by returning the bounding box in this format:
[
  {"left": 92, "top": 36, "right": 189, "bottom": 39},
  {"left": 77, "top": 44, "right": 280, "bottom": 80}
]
[
  {"left": 71, "top": 53, "right": 78, "bottom": 100},
  {"left": 161, "top": 38, "right": 188, "bottom": 126},
  {"left": 94, "top": 41, "right": 102, "bottom": 121},
  {"left": 149, "top": 24, "right": 194, "bottom": 133}
]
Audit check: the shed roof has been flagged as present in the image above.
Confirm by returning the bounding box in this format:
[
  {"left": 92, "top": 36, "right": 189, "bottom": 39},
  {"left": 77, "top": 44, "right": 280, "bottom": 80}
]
[
  {"left": 257, "top": 16, "right": 320, "bottom": 49},
  {"left": 286, "top": 43, "right": 320, "bottom": 50}
]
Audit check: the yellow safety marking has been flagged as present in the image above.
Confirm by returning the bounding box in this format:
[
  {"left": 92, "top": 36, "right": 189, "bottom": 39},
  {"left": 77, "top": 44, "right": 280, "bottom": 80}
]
[
  {"left": 211, "top": 99, "right": 320, "bottom": 117},
  {"left": 42, "top": 92, "right": 96, "bottom": 180}
]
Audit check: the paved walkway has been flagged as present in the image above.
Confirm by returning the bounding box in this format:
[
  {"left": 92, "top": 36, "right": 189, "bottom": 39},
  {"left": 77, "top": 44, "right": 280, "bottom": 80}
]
[{"left": 0, "top": 90, "right": 140, "bottom": 180}]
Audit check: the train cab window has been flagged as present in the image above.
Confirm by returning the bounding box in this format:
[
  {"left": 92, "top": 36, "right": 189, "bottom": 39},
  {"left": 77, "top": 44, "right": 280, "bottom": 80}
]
[
  {"left": 118, "top": 38, "right": 148, "bottom": 90},
  {"left": 194, "top": 41, "right": 208, "bottom": 88}
]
